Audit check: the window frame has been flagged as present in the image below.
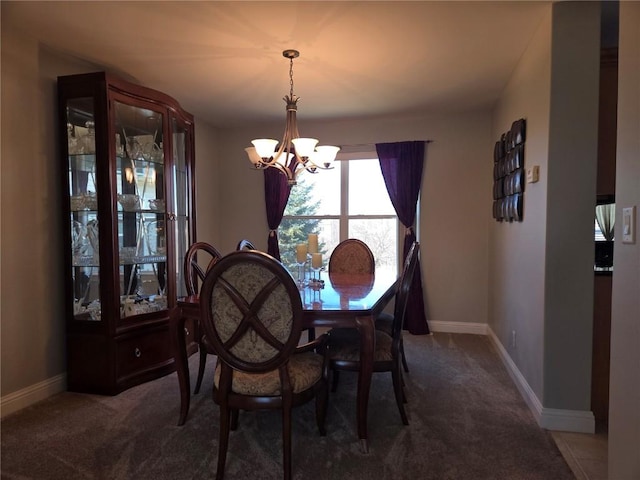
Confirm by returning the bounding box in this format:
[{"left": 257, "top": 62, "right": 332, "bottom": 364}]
[{"left": 282, "top": 151, "right": 403, "bottom": 274}]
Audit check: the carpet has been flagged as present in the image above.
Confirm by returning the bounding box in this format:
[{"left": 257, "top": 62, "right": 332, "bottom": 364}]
[{"left": 1, "top": 333, "right": 575, "bottom": 479}]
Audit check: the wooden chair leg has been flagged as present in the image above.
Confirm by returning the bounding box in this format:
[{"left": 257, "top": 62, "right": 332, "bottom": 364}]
[
  {"left": 391, "top": 363, "right": 409, "bottom": 425},
  {"left": 401, "top": 339, "right": 409, "bottom": 373},
  {"left": 216, "top": 405, "right": 231, "bottom": 480},
  {"left": 331, "top": 369, "right": 340, "bottom": 392},
  {"left": 315, "top": 382, "right": 328, "bottom": 436},
  {"left": 193, "top": 345, "right": 208, "bottom": 394},
  {"left": 282, "top": 406, "right": 292, "bottom": 480},
  {"left": 231, "top": 408, "right": 239, "bottom": 431}
]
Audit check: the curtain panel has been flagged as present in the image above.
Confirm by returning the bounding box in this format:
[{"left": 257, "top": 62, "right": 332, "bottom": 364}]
[
  {"left": 376, "top": 141, "right": 429, "bottom": 335},
  {"left": 263, "top": 166, "right": 293, "bottom": 260},
  {"left": 595, "top": 203, "right": 615, "bottom": 241}
]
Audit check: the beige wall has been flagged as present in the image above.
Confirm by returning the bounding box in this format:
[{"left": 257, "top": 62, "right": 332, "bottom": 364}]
[
  {"left": 490, "top": 7, "right": 552, "bottom": 399},
  {"left": 608, "top": 2, "right": 640, "bottom": 477},
  {"left": 1, "top": 24, "right": 84, "bottom": 397},
  {"left": 490, "top": 2, "right": 600, "bottom": 416},
  {"left": 211, "top": 111, "right": 492, "bottom": 325}
]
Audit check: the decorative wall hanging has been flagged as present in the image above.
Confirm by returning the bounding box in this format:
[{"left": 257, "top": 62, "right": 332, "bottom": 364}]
[{"left": 493, "top": 118, "right": 526, "bottom": 222}]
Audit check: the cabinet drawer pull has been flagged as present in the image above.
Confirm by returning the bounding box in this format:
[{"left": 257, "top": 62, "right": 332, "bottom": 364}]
[
  {"left": 134, "top": 347, "right": 142, "bottom": 358},
  {"left": 184, "top": 327, "right": 190, "bottom": 336}
]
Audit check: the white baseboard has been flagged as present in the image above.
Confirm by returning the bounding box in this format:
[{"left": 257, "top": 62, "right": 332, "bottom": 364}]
[
  {"left": 486, "top": 327, "right": 595, "bottom": 434},
  {"left": 428, "top": 320, "right": 488, "bottom": 335},
  {"left": 1, "top": 374, "right": 67, "bottom": 419}
]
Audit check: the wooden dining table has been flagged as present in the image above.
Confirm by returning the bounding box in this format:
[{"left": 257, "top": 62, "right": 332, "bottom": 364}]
[{"left": 171, "top": 270, "right": 398, "bottom": 452}]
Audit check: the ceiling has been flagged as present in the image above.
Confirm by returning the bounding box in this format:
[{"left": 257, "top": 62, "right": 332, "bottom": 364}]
[{"left": 4, "top": 1, "right": 554, "bottom": 128}]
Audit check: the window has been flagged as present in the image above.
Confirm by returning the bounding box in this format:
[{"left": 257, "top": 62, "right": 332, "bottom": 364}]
[{"left": 280, "top": 156, "right": 399, "bottom": 276}]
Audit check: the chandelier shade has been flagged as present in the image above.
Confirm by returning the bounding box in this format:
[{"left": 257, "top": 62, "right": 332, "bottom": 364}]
[{"left": 245, "top": 49, "right": 340, "bottom": 185}]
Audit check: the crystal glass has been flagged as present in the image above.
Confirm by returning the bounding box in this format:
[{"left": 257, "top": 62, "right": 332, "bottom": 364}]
[{"left": 78, "top": 121, "right": 95, "bottom": 154}]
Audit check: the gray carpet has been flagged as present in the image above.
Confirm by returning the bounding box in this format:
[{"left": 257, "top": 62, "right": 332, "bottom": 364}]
[{"left": 1, "top": 333, "right": 575, "bottom": 480}]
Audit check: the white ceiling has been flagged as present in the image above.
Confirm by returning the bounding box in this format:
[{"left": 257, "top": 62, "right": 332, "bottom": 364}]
[{"left": 4, "top": 1, "right": 552, "bottom": 128}]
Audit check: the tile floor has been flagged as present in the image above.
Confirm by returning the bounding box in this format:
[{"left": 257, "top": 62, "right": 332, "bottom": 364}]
[{"left": 552, "top": 426, "right": 608, "bottom": 480}]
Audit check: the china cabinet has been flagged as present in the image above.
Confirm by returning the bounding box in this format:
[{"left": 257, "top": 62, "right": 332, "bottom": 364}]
[{"left": 58, "top": 72, "right": 196, "bottom": 394}]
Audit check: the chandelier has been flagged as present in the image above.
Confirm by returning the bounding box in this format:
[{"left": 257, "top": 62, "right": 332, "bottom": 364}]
[{"left": 245, "top": 49, "right": 340, "bottom": 186}]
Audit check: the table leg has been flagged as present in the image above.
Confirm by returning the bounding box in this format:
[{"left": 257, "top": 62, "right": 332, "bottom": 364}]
[
  {"left": 170, "top": 307, "right": 191, "bottom": 426},
  {"left": 355, "top": 314, "right": 375, "bottom": 454}
]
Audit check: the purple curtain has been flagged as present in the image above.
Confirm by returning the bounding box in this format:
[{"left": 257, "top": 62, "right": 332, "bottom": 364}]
[
  {"left": 376, "top": 141, "right": 429, "bottom": 335},
  {"left": 263, "top": 166, "right": 292, "bottom": 260}
]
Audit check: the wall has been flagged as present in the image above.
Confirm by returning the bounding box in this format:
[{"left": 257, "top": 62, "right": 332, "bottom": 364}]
[
  {"left": 490, "top": 8, "right": 552, "bottom": 400},
  {"left": 490, "top": 2, "right": 600, "bottom": 431},
  {"left": 608, "top": 2, "right": 640, "bottom": 477},
  {"left": 0, "top": 23, "right": 219, "bottom": 413},
  {"left": 212, "top": 111, "right": 493, "bottom": 327},
  {"left": 543, "top": 1, "right": 600, "bottom": 413},
  {"left": 1, "top": 24, "right": 89, "bottom": 403}
]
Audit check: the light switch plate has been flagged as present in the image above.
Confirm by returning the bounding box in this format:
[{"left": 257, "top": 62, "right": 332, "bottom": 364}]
[
  {"left": 622, "top": 206, "right": 636, "bottom": 244},
  {"left": 526, "top": 165, "right": 539, "bottom": 183}
]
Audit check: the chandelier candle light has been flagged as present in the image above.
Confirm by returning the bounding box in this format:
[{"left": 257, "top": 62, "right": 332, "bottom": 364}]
[{"left": 245, "top": 50, "right": 340, "bottom": 185}]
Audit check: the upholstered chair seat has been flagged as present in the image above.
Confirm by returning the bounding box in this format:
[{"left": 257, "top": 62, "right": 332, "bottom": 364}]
[
  {"left": 327, "top": 328, "right": 394, "bottom": 363},
  {"left": 214, "top": 352, "right": 324, "bottom": 396}
]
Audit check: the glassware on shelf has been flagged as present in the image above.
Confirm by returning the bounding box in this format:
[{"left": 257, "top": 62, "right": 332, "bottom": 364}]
[
  {"left": 148, "top": 199, "right": 165, "bottom": 211},
  {"left": 125, "top": 136, "right": 144, "bottom": 161},
  {"left": 145, "top": 220, "right": 166, "bottom": 256},
  {"left": 117, "top": 194, "right": 140, "bottom": 212},
  {"left": 115, "top": 133, "right": 125, "bottom": 157},
  {"left": 86, "top": 219, "right": 99, "bottom": 261},
  {"left": 71, "top": 221, "right": 91, "bottom": 264},
  {"left": 78, "top": 121, "right": 96, "bottom": 155},
  {"left": 119, "top": 246, "right": 137, "bottom": 264},
  {"left": 67, "top": 123, "right": 79, "bottom": 155}
]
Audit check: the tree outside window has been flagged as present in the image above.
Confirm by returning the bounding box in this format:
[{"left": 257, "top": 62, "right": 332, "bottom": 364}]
[{"left": 280, "top": 157, "right": 398, "bottom": 275}]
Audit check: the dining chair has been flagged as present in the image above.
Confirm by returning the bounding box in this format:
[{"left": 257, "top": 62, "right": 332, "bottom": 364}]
[
  {"left": 183, "top": 241, "right": 223, "bottom": 394},
  {"left": 327, "top": 241, "right": 420, "bottom": 426},
  {"left": 236, "top": 238, "right": 257, "bottom": 250},
  {"left": 200, "top": 250, "right": 329, "bottom": 480},
  {"left": 328, "top": 238, "right": 409, "bottom": 370},
  {"left": 328, "top": 238, "right": 375, "bottom": 274}
]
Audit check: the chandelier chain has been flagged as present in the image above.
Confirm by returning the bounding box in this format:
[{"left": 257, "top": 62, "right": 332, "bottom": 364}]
[{"left": 289, "top": 56, "right": 295, "bottom": 99}]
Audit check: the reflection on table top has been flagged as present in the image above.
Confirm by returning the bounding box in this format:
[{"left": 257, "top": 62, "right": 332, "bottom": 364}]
[{"left": 299, "top": 271, "right": 397, "bottom": 313}]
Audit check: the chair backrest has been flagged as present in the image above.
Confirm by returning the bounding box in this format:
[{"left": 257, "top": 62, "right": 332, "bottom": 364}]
[
  {"left": 391, "top": 242, "right": 420, "bottom": 340},
  {"left": 328, "top": 239, "right": 375, "bottom": 274},
  {"left": 200, "top": 250, "right": 304, "bottom": 374},
  {"left": 236, "top": 239, "right": 257, "bottom": 251},
  {"left": 183, "top": 242, "right": 223, "bottom": 295}
]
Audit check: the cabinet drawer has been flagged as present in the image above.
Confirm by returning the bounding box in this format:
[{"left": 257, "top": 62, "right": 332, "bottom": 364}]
[{"left": 116, "top": 328, "right": 172, "bottom": 381}]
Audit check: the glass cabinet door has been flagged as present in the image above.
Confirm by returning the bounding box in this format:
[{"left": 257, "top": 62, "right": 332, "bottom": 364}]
[
  {"left": 172, "top": 117, "right": 192, "bottom": 299},
  {"left": 66, "top": 99, "right": 101, "bottom": 321},
  {"left": 114, "top": 102, "right": 167, "bottom": 318}
]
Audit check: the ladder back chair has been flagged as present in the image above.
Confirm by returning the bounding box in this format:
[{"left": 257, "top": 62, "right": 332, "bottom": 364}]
[
  {"left": 327, "top": 241, "right": 420, "bottom": 426},
  {"left": 183, "top": 241, "right": 223, "bottom": 394}
]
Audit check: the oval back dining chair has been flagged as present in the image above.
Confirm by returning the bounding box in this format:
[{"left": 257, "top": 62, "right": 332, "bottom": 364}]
[
  {"left": 327, "top": 241, "right": 420, "bottom": 426},
  {"left": 200, "top": 250, "right": 329, "bottom": 480},
  {"left": 235, "top": 238, "right": 257, "bottom": 250},
  {"left": 328, "top": 238, "right": 375, "bottom": 274},
  {"left": 183, "top": 241, "right": 223, "bottom": 394},
  {"left": 327, "top": 238, "right": 411, "bottom": 366}
]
